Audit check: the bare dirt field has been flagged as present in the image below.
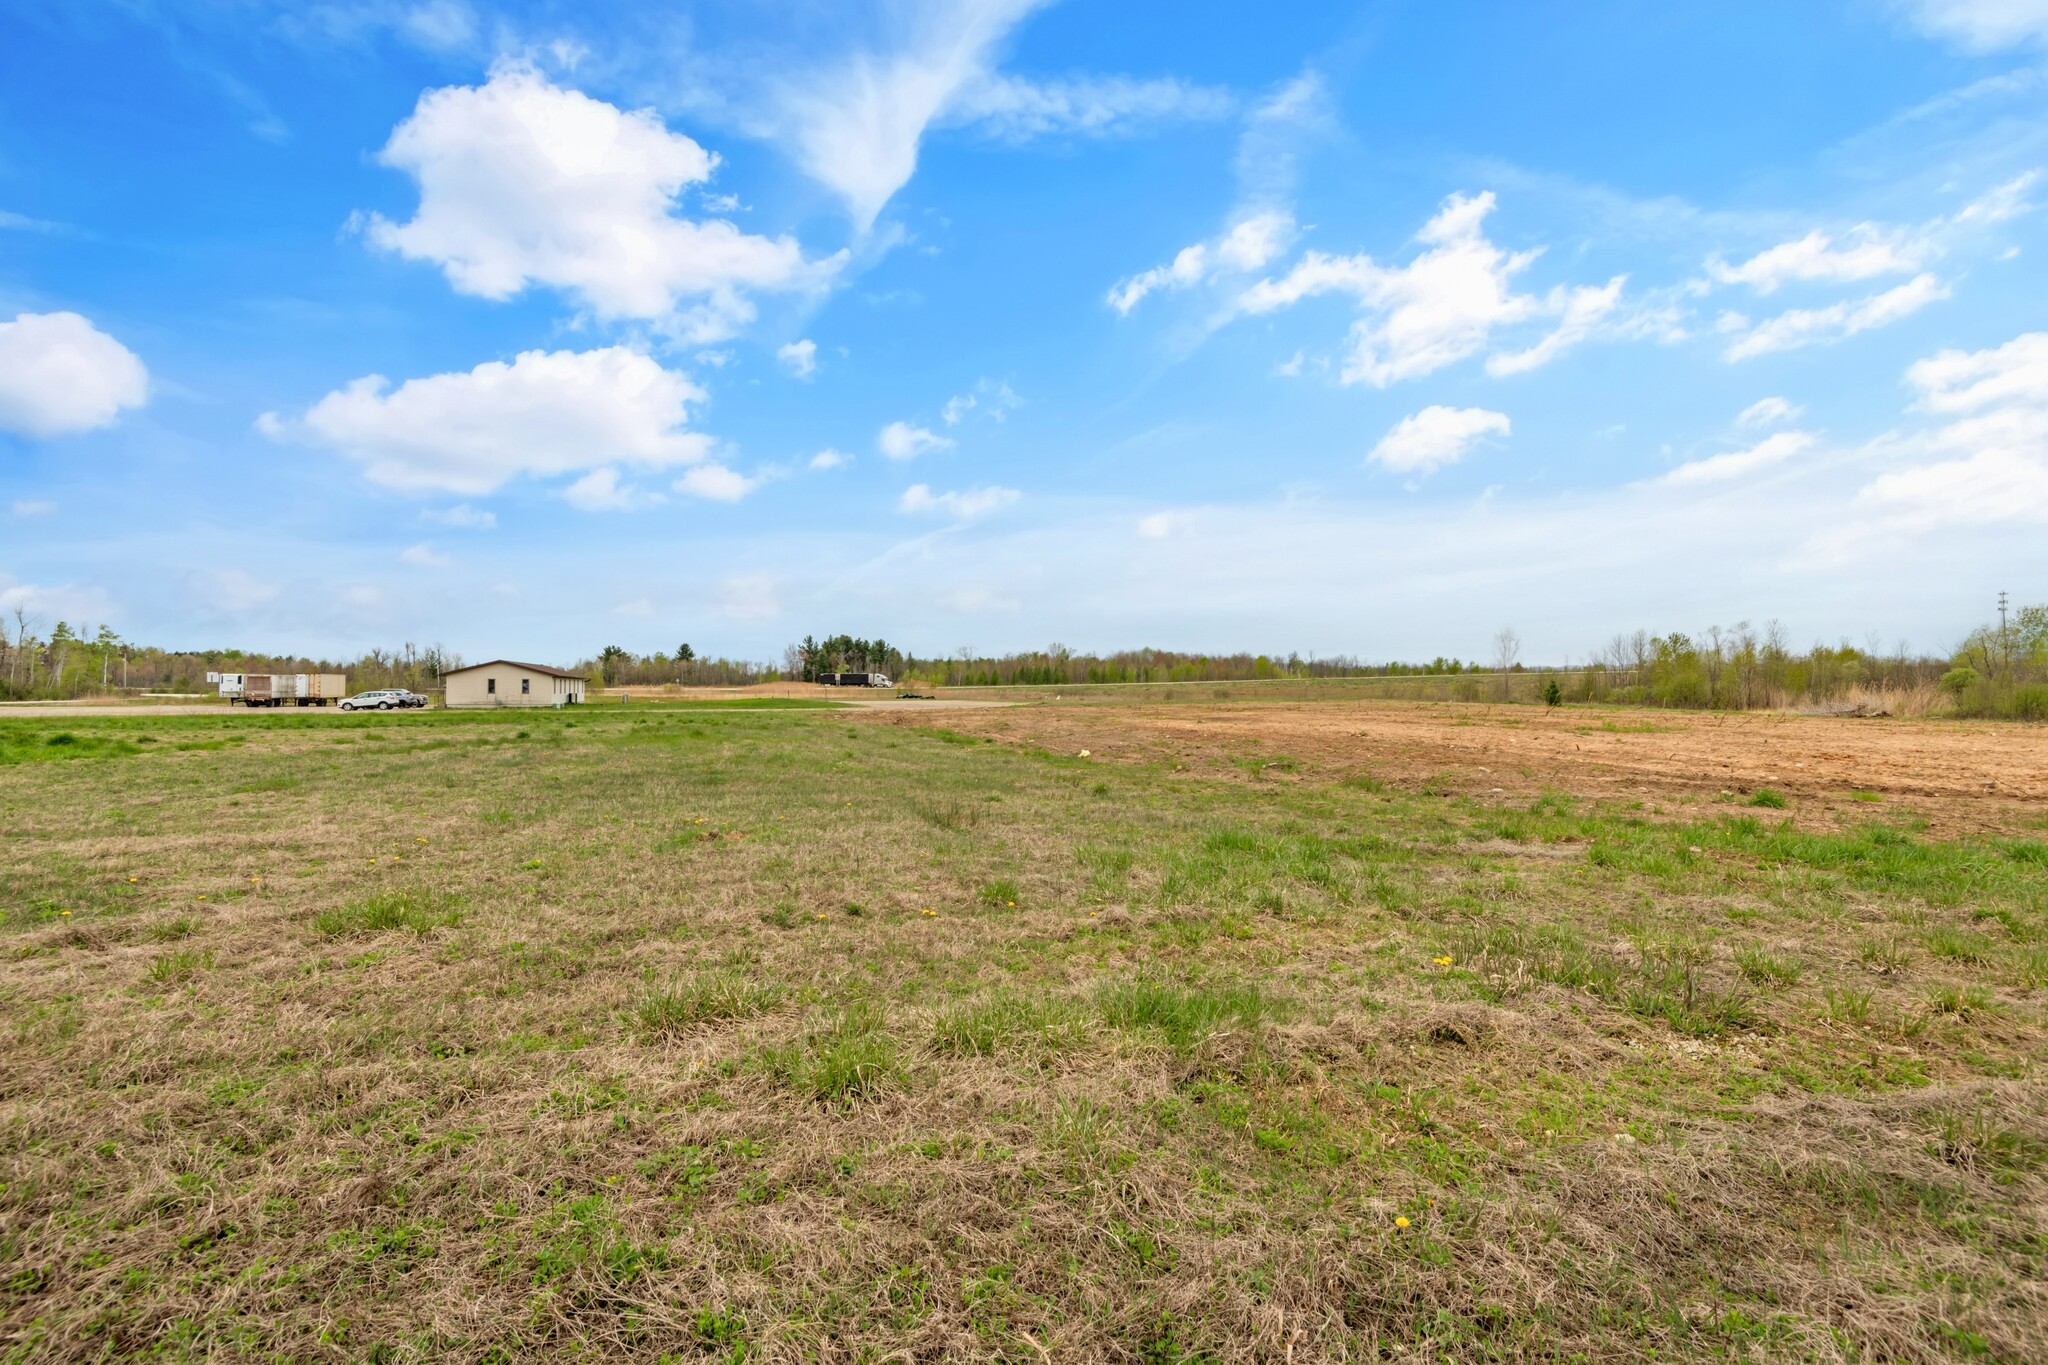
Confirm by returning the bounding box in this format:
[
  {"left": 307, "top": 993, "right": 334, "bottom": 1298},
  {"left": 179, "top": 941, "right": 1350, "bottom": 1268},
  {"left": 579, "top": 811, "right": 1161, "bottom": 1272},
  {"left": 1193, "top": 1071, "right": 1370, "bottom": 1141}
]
[{"left": 877, "top": 699, "right": 2048, "bottom": 836}]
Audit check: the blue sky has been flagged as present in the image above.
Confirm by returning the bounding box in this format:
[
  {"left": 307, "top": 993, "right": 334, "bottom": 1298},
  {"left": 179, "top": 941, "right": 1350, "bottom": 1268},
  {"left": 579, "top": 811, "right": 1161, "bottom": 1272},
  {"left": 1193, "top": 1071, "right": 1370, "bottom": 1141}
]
[{"left": 3, "top": 0, "right": 2047, "bottom": 665}]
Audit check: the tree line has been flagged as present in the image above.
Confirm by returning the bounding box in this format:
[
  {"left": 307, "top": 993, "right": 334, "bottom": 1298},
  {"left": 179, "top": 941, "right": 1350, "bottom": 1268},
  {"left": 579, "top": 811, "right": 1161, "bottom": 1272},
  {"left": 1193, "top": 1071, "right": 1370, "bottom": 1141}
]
[
  {"left": 877, "top": 645, "right": 1476, "bottom": 688},
  {"left": 1559, "top": 611, "right": 2044, "bottom": 717},
  {"left": 582, "top": 643, "right": 775, "bottom": 688},
  {"left": 0, "top": 616, "right": 466, "bottom": 701},
  {"left": 6, "top": 602, "right": 2041, "bottom": 718}
]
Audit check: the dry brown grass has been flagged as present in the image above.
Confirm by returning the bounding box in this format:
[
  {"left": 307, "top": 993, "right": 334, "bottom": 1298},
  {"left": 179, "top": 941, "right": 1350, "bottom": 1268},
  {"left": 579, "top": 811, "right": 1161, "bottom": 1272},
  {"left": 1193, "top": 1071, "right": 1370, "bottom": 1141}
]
[{"left": 0, "top": 702, "right": 2043, "bottom": 1362}]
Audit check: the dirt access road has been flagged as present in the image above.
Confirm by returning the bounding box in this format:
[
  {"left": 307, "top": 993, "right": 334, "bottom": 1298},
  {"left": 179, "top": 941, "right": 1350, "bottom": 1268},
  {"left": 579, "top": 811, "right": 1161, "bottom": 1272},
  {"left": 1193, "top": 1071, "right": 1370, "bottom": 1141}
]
[{"left": 875, "top": 699, "right": 2048, "bottom": 836}]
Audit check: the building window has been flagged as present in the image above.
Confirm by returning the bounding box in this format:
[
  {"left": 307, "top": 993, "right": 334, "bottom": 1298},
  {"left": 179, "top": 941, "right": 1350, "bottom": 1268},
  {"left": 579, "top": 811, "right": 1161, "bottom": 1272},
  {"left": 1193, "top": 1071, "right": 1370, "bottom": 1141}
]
[
  {"left": 521, "top": 678, "right": 530, "bottom": 695},
  {"left": 487, "top": 678, "right": 496, "bottom": 695}
]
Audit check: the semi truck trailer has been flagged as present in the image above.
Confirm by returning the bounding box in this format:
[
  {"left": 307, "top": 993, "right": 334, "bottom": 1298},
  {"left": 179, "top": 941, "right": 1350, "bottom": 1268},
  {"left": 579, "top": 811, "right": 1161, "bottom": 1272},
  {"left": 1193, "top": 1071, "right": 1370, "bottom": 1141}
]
[{"left": 208, "top": 672, "right": 348, "bottom": 707}]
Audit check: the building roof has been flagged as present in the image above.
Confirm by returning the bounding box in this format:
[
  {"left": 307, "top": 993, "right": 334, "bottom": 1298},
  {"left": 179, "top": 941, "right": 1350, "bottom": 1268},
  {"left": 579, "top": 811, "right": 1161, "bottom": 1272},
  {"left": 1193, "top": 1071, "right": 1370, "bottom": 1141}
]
[{"left": 442, "top": 659, "right": 587, "bottom": 680}]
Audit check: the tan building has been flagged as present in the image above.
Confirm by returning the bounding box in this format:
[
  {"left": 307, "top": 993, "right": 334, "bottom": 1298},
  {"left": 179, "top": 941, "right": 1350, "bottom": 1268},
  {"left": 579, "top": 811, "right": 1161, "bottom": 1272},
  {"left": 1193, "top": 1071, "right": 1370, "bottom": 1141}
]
[{"left": 442, "top": 659, "right": 588, "bottom": 708}]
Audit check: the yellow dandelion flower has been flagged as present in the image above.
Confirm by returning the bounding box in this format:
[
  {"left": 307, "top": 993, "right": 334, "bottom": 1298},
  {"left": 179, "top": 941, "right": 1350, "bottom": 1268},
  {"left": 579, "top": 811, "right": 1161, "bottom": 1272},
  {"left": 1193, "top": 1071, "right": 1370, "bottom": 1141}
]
[
  {"left": 1394, "top": 1216, "right": 1410, "bottom": 1228},
  {"left": 60, "top": 909, "right": 71, "bottom": 918},
  {"left": 1432, "top": 955, "right": 1453, "bottom": 966},
  {"left": 816, "top": 913, "right": 827, "bottom": 921},
  {"left": 416, "top": 837, "right": 429, "bottom": 844},
  {"left": 128, "top": 877, "right": 138, "bottom": 884}
]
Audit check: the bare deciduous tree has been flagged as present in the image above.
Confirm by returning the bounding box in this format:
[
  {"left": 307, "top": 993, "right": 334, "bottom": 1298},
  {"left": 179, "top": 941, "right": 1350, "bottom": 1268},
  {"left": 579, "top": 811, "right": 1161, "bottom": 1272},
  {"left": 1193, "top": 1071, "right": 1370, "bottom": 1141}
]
[{"left": 1493, "top": 627, "right": 1521, "bottom": 700}]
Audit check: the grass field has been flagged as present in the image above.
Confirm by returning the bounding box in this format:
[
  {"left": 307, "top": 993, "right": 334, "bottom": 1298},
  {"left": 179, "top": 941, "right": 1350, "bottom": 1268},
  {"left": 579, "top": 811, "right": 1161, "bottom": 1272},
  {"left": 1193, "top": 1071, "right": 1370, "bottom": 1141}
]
[{"left": 2, "top": 703, "right": 2045, "bottom": 1362}]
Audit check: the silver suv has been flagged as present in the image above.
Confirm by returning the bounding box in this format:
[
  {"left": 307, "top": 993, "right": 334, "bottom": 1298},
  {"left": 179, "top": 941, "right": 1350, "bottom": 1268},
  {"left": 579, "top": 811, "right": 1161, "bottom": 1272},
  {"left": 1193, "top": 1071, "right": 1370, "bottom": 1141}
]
[{"left": 339, "top": 689, "right": 427, "bottom": 711}]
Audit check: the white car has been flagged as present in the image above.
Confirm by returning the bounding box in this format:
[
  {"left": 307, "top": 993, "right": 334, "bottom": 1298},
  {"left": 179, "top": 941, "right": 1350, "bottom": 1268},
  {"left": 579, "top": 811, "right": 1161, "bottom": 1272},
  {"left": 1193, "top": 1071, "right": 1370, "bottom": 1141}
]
[{"left": 338, "top": 689, "right": 426, "bottom": 711}]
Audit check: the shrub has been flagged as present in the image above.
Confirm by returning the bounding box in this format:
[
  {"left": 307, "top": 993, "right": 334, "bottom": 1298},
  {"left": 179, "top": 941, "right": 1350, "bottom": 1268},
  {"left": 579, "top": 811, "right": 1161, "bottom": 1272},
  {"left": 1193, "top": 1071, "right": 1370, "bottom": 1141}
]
[
  {"left": 2004, "top": 684, "right": 2048, "bottom": 721},
  {"left": 1939, "top": 666, "right": 1978, "bottom": 697},
  {"left": 1543, "top": 679, "right": 1563, "bottom": 707}
]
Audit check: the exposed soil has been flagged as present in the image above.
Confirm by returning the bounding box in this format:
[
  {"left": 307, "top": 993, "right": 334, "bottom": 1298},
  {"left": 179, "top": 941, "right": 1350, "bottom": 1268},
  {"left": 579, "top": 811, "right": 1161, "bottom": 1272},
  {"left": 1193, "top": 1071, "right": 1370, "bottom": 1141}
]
[{"left": 874, "top": 699, "right": 2048, "bottom": 836}]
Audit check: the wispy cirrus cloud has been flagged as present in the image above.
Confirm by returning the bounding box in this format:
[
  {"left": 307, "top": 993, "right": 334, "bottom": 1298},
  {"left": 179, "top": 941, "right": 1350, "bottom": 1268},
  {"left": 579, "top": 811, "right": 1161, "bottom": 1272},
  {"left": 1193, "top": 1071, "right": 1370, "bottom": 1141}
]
[{"left": 765, "top": 0, "right": 1229, "bottom": 230}]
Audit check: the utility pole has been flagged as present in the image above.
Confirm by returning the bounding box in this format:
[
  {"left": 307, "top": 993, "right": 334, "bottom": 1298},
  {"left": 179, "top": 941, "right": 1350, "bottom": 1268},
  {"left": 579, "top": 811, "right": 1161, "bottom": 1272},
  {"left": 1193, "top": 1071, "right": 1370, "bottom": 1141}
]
[{"left": 1999, "top": 590, "right": 2011, "bottom": 675}]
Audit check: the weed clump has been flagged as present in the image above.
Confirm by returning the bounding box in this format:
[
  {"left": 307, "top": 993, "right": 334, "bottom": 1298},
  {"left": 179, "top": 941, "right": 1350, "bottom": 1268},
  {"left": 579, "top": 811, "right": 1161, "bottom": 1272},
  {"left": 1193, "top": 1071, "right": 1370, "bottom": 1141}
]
[
  {"left": 1096, "top": 979, "right": 1282, "bottom": 1050},
  {"left": 145, "top": 948, "right": 212, "bottom": 984},
  {"left": 931, "top": 991, "right": 1088, "bottom": 1057},
  {"left": 636, "top": 970, "right": 786, "bottom": 1037},
  {"left": 761, "top": 1003, "right": 898, "bottom": 1102},
  {"left": 1734, "top": 948, "right": 1803, "bottom": 987},
  {"left": 311, "top": 892, "right": 461, "bottom": 938},
  {"left": 913, "top": 797, "right": 982, "bottom": 831}
]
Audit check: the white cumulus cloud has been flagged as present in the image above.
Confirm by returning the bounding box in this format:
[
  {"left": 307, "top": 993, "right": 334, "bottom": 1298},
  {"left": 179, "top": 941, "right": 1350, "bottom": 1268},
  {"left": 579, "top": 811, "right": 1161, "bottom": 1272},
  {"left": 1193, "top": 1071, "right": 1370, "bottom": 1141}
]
[
  {"left": 1663, "top": 431, "right": 1816, "bottom": 485},
  {"left": 399, "top": 541, "right": 451, "bottom": 567},
  {"left": 1855, "top": 331, "right": 2048, "bottom": 527},
  {"left": 0, "top": 312, "right": 148, "bottom": 437},
  {"left": 1706, "top": 226, "right": 1927, "bottom": 294},
  {"left": 364, "top": 62, "right": 836, "bottom": 341},
  {"left": 1238, "top": 193, "right": 1543, "bottom": 387},
  {"left": 1723, "top": 273, "right": 1949, "bottom": 360},
  {"left": 776, "top": 338, "right": 818, "bottom": 379},
  {"left": 1368, "top": 406, "right": 1511, "bottom": 476},
  {"left": 1486, "top": 277, "right": 1627, "bottom": 377},
  {"left": 899, "top": 483, "right": 1020, "bottom": 519},
  {"left": 424, "top": 503, "right": 496, "bottom": 528},
  {"left": 1736, "top": 396, "right": 1803, "bottom": 429},
  {"left": 878, "top": 420, "right": 955, "bottom": 461},
  {"left": 295, "top": 345, "right": 713, "bottom": 497},
  {"left": 942, "top": 378, "right": 1023, "bottom": 425},
  {"left": 1897, "top": 0, "right": 2048, "bottom": 50},
  {"left": 562, "top": 467, "right": 664, "bottom": 511},
  {"left": 1107, "top": 210, "right": 1295, "bottom": 315},
  {"left": 674, "top": 464, "right": 759, "bottom": 502},
  {"left": 1137, "top": 511, "right": 1192, "bottom": 539},
  {"left": 809, "top": 448, "right": 851, "bottom": 470}
]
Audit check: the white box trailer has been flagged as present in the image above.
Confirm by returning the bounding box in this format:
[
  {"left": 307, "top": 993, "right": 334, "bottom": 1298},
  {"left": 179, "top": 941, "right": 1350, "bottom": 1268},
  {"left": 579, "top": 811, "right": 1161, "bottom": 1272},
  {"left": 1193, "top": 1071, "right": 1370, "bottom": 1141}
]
[{"left": 209, "top": 672, "right": 347, "bottom": 707}]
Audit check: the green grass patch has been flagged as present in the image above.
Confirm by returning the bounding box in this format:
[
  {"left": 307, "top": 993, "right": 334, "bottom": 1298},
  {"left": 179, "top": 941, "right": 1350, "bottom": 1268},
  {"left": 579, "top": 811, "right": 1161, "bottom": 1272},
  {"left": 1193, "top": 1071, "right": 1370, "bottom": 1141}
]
[{"left": 311, "top": 892, "right": 461, "bottom": 938}]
